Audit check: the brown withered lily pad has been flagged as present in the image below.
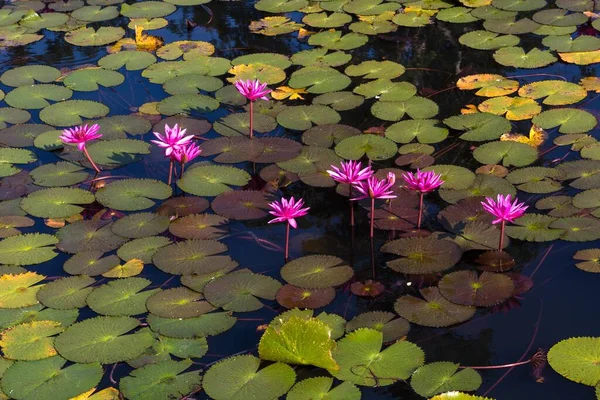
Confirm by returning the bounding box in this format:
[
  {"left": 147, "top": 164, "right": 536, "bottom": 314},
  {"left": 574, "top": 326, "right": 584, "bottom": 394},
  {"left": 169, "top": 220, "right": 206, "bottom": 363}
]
[
  {"left": 156, "top": 196, "right": 210, "bottom": 218},
  {"left": 211, "top": 190, "right": 274, "bottom": 220},
  {"left": 276, "top": 284, "right": 336, "bottom": 309},
  {"left": 169, "top": 213, "right": 229, "bottom": 240},
  {"left": 438, "top": 270, "right": 515, "bottom": 307},
  {"left": 475, "top": 250, "right": 516, "bottom": 272},
  {"left": 381, "top": 237, "right": 462, "bottom": 274},
  {"left": 350, "top": 280, "right": 385, "bottom": 297}
]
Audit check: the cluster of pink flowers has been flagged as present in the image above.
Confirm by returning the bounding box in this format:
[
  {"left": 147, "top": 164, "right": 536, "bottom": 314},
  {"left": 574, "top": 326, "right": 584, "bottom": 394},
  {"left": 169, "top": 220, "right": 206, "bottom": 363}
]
[
  {"left": 151, "top": 124, "right": 201, "bottom": 164},
  {"left": 402, "top": 169, "right": 444, "bottom": 193}
]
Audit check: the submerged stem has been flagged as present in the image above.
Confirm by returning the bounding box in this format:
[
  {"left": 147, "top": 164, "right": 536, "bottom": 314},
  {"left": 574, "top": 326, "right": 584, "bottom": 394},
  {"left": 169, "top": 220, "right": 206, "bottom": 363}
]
[
  {"left": 82, "top": 146, "right": 101, "bottom": 174},
  {"left": 461, "top": 360, "right": 531, "bottom": 370}
]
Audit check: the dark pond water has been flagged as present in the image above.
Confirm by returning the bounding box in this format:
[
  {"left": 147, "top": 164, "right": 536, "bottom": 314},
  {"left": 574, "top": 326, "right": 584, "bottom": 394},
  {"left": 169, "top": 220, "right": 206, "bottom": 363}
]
[{"left": 1, "top": 0, "right": 600, "bottom": 399}]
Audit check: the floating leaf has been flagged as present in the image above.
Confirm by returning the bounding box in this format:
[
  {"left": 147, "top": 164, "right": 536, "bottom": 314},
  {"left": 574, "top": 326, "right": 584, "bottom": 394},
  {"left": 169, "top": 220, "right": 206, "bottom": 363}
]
[
  {"left": 153, "top": 239, "right": 235, "bottom": 275},
  {"left": 330, "top": 328, "right": 425, "bottom": 386},
  {"left": 102, "top": 258, "right": 144, "bottom": 278},
  {"left": 291, "top": 48, "right": 352, "bottom": 67},
  {"left": 277, "top": 105, "right": 341, "bottom": 130},
  {"left": 532, "top": 108, "right": 597, "bottom": 134},
  {"left": 54, "top": 316, "right": 154, "bottom": 363},
  {"left": 473, "top": 140, "right": 539, "bottom": 167},
  {"left": 335, "top": 134, "right": 397, "bottom": 160},
  {"left": 280, "top": 255, "right": 353, "bottom": 289},
  {"left": 120, "top": 1, "right": 176, "bottom": 18},
  {"left": 211, "top": 190, "right": 272, "bottom": 221},
  {"left": 381, "top": 237, "right": 462, "bottom": 274},
  {"left": 148, "top": 311, "right": 236, "bottom": 338},
  {"left": 346, "top": 311, "right": 410, "bottom": 342},
  {"left": 394, "top": 287, "right": 476, "bottom": 327},
  {"left": 308, "top": 30, "right": 368, "bottom": 50},
  {"left": 37, "top": 275, "right": 95, "bottom": 310},
  {"left": 518, "top": 80, "right": 587, "bottom": 105},
  {"left": 456, "top": 74, "right": 519, "bottom": 97},
  {"left": 98, "top": 51, "right": 157, "bottom": 71},
  {"left": 444, "top": 112, "right": 511, "bottom": 141},
  {"left": 111, "top": 212, "right": 169, "bottom": 238},
  {"left": 459, "top": 30, "right": 519, "bottom": 50},
  {"left": 550, "top": 217, "right": 600, "bottom": 241},
  {"left": 87, "top": 278, "right": 158, "bottom": 316},
  {"left": 438, "top": 270, "right": 514, "bottom": 306},
  {"left": 169, "top": 213, "right": 228, "bottom": 239},
  {"left": 548, "top": 337, "right": 600, "bottom": 386},
  {"left": 29, "top": 162, "right": 88, "bottom": 187},
  {"left": 204, "top": 355, "right": 296, "bottom": 400},
  {"left": 39, "top": 100, "right": 109, "bottom": 126},
  {"left": 371, "top": 96, "right": 438, "bottom": 121},
  {"left": 0, "top": 320, "right": 63, "bottom": 361},
  {"left": 20, "top": 188, "right": 94, "bottom": 218},
  {"left": 0, "top": 234, "right": 58, "bottom": 266},
  {"left": 57, "top": 220, "right": 127, "bottom": 254},
  {"left": 573, "top": 249, "right": 600, "bottom": 273},
  {"left": 276, "top": 285, "right": 336, "bottom": 309},
  {"left": 287, "top": 378, "right": 360, "bottom": 400},
  {"left": 178, "top": 165, "right": 250, "bottom": 196},
  {"left": 410, "top": 362, "right": 482, "bottom": 398},
  {"left": 65, "top": 26, "right": 125, "bottom": 46},
  {"left": 478, "top": 96, "right": 541, "bottom": 120},
  {"left": 204, "top": 269, "right": 281, "bottom": 312},
  {"left": 96, "top": 179, "right": 171, "bottom": 211}
]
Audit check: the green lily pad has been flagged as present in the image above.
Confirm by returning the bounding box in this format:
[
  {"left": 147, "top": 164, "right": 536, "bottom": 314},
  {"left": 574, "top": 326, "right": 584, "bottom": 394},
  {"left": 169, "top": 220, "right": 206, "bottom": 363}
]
[
  {"left": 550, "top": 217, "right": 600, "bottom": 241},
  {"left": 437, "top": 6, "right": 479, "bottom": 23},
  {"left": 423, "top": 164, "right": 475, "bottom": 190},
  {"left": 120, "top": 359, "right": 202, "bottom": 400},
  {"left": 63, "top": 250, "right": 120, "bottom": 276},
  {"left": 34, "top": 129, "right": 63, "bottom": 151},
  {"left": 345, "top": 60, "right": 405, "bottom": 80},
  {"left": 98, "top": 51, "right": 157, "bottom": 71},
  {"left": 277, "top": 146, "right": 341, "bottom": 173},
  {"left": 493, "top": 47, "right": 557, "bottom": 68},
  {"left": 288, "top": 67, "right": 351, "bottom": 94},
  {"left": 532, "top": 108, "right": 597, "bottom": 134},
  {"left": 492, "top": 0, "right": 547, "bottom": 11},
  {"left": 231, "top": 53, "right": 291, "bottom": 69},
  {"left": 281, "top": 255, "right": 353, "bottom": 289},
  {"left": 548, "top": 337, "right": 600, "bottom": 386},
  {"left": 518, "top": 80, "right": 587, "bottom": 105},
  {"left": 386, "top": 119, "right": 449, "bottom": 144},
  {"left": 163, "top": 74, "right": 224, "bottom": 95},
  {"left": 142, "top": 60, "right": 209, "bottom": 84},
  {"left": 335, "top": 134, "right": 397, "bottom": 160},
  {"left": 120, "top": 1, "right": 176, "bottom": 18},
  {"left": 506, "top": 167, "right": 562, "bottom": 193},
  {"left": 287, "top": 378, "right": 360, "bottom": 400},
  {"left": 5, "top": 84, "right": 72, "bottom": 109},
  {"left": 0, "top": 148, "right": 36, "bottom": 178},
  {"left": 0, "top": 306, "right": 78, "bottom": 330},
  {"left": 117, "top": 236, "right": 171, "bottom": 263},
  {"left": 533, "top": 8, "right": 587, "bottom": 26},
  {"left": 0, "top": 216, "right": 34, "bottom": 239},
  {"left": 63, "top": 68, "right": 124, "bottom": 92},
  {"left": 0, "top": 107, "right": 30, "bottom": 129},
  {"left": 147, "top": 311, "right": 236, "bottom": 338},
  {"left": 394, "top": 287, "right": 476, "bottom": 327},
  {"left": 19, "top": 12, "right": 69, "bottom": 30},
  {"left": 410, "top": 362, "right": 482, "bottom": 397},
  {"left": 111, "top": 212, "right": 169, "bottom": 238},
  {"left": 1, "top": 356, "right": 102, "bottom": 400},
  {"left": 312, "top": 91, "right": 365, "bottom": 111},
  {"left": 56, "top": 220, "right": 127, "bottom": 254},
  {"left": 152, "top": 239, "right": 235, "bottom": 275},
  {"left": 204, "top": 354, "right": 296, "bottom": 400},
  {"left": 96, "top": 178, "right": 171, "bottom": 211},
  {"left": 1, "top": 65, "right": 60, "bottom": 87},
  {"left": 505, "top": 214, "right": 564, "bottom": 241},
  {"left": 302, "top": 124, "right": 361, "bottom": 147},
  {"left": 346, "top": 311, "right": 410, "bottom": 343},
  {"left": 65, "top": 26, "right": 125, "bottom": 46},
  {"left": 0, "top": 272, "right": 46, "bottom": 308},
  {"left": 277, "top": 105, "right": 341, "bottom": 130},
  {"left": 29, "top": 162, "right": 88, "bottom": 187},
  {"left": 146, "top": 287, "right": 214, "bottom": 318},
  {"left": 543, "top": 35, "right": 600, "bottom": 52},
  {"left": 0, "top": 26, "right": 43, "bottom": 47},
  {"left": 178, "top": 165, "right": 250, "bottom": 196},
  {"left": 157, "top": 94, "right": 220, "bottom": 115},
  {"left": 204, "top": 269, "right": 281, "bottom": 312},
  {"left": 303, "top": 12, "right": 352, "bottom": 27},
  {"left": 573, "top": 249, "right": 600, "bottom": 273},
  {"left": 308, "top": 30, "right": 368, "bottom": 50},
  {"left": 86, "top": 138, "right": 150, "bottom": 167},
  {"left": 0, "top": 123, "right": 53, "bottom": 147},
  {"left": 381, "top": 236, "right": 463, "bottom": 274},
  {"left": 354, "top": 79, "right": 416, "bottom": 100},
  {"left": 20, "top": 188, "right": 94, "bottom": 218},
  {"left": 330, "top": 328, "right": 425, "bottom": 386},
  {"left": 255, "top": 0, "right": 308, "bottom": 12},
  {"left": 392, "top": 11, "right": 432, "bottom": 26},
  {"left": 557, "top": 160, "right": 600, "bottom": 189},
  {"left": 37, "top": 275, "right": 95, "bottom": 310},
  {"left": 484, "top": 17, "right": 540, "bottom": 34},
  {"left": 169, "top": 213, "right": 228, "bottom": 239},
  {"left": 39, "top": 100, "right": 109, "bottom": 126},
  {"left": 0, "top": 320, "right": 63, "bottom": 361},
  {"left": 54, "top": 316, "right": 154, "bottom": 363},
  {"left": 473, "top": 140, "right": 539, "bottom": 167},
  {"left": 459, "top": 30, "right": 520, "bottom": 50},
  {"left": 291, "top": 48, "right": 352, "bottom": 67}
]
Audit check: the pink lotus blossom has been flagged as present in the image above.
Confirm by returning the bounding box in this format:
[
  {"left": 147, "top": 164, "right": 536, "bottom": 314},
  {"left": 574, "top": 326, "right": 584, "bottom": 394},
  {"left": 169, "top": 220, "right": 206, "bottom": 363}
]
[
  {"left": 327, "top": 161, "right": 373, "bottom": 185},
  {"left": 172, "top": 142, "right": 201, "bottom": 164},
  {"left": 151, "top": 124, "right": 194, "bottom": 157},
  {"left": 59, "top": 124, "right": 102, "bottom": 151},
  {"left": 234, "top": 79, "right": 271, "bottom": 101},
  {"left": 402, "top": 169, "right": 444, "bottom": 193},
  {"left": 268, "top": 196, "right": 310, "bottom": 229},
  {"left": 481, "top": 194, "right": 528, "bottom": 225},
  {"left": 353, "top": 172, "right": 397, "bottom": 201}
]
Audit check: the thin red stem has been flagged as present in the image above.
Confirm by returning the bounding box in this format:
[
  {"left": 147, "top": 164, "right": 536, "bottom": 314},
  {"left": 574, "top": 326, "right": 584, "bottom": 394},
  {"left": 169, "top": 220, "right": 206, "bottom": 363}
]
[
  {"left": 370, "top": 198, "right": 375, "bottom": 238},
  {"left": 417, "top": 192, "right": 424, "bottom": 229},
  {"left": 285, "top": 221, "right": 290, "bottom": 261},
  {"left": 249, "top": 101, "right": 254, "bottom": 139},
  {"left": 82, "top": 146, "right": 100, "bottom": 174},
  {"left": 167, "top": 159, "right": 173, "bottom": 186},
  {"left": 349, "top": 184, "right": 354, "bottom": 226},
  {"left": 499, "top": 220, "right": 505, "bottom": 250},
  {"left": 180, "top": 162, "right": 185, "bottom": 178},
  {"left": 461, "top": 360, "right": 531, "bottom": 370}
]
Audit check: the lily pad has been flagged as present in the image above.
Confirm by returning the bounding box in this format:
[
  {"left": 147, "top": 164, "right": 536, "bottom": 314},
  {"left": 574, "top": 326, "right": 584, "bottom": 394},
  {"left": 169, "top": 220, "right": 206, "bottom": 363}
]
[
  {"left": 29, "top": 162, "right": 88, "bottom": 187},
  {"left": 152, "top": 239, "right": 235, "bottom": 275},
  {"left": 444, "top": 112, "right": 512, "bottom": 141},
  {"left": 39, "top": 100, "right": 109, "bottom": 126},
  {"left": 146, "top": 287, "right": 214, "bottom": 318},
  {"left": 0, "top": 320, "right": 63, "bottom": 361},
  {"left": 56, "top": 220, "right": 127, "bottom": 254},
  {"left": 394, "top": 287, "right": 476, "bottom": 327},
  {"left": 518, "top": 80, "right": 587, "bottom": 105},
  {"left": 505, "top": 214, "right": 565, "bottom": 241},
  {"left": 98, "top": 51, "right": 157, "bottom": 71},
  {"left": 20, "top": 188, "right": 94, "bottom": 219},
  {"left": 204, "top": 269, "right": 281, "bottom": 312},
  {"left": 346, "top": 311, "right": 410, "bottom": 343},
  {"left": 96, "top": 179, "right": 171, "bottom": 211},
  {"left": 111, "top": 212, "right": 169, "bottom": 238},
  {"left": 473, "top": 140, "right": 539, "bottom": 167},
  {"left": 335, "top": 135, "right": 397, "bottom": 160},
  {"left": 147, "top": 311, "right": 236, "bottom": 338},
  {"left": 276, "top": 284, "right": 336, "bottom": 309},
  {"left": 410, "top": 362, "right": 482, "bottom": 397},
  {"left": 177, "top": 165, "right": 250, "bottom": 196},
  {"left": 281, "top": 255, "right": 353, "bottom": 289},
  {"left": 532, "top": 108, "right": 597, "bottom": 134},
  {"left": 459, "top": 30, "right": 519, "bottom": 50},
  {"left": 65, "top": 26, "right": 125, "bottom": 46},
  {"left": 277, "top": 105, "right": 341, "bottom": 130},
  {"left": 493, "top": 46, "right": 557, "bottom": 68},
  {"left": 548, "top": 337, "right": 600, "bottom": 386},
  {"left": 438, "top": 270, "right": 514, "bottom": 306},
  {"left": 287, "top": 378, "right": 360, "bottom": 400},
  {"left": 211, "top": 190, "right": 272, "bottom": 220},
  {"left": 308, "top": 30, "right": 368, "bottom": 50},
  {"left": 36, "top": 275, "right": 95, "bottom": 310},
  {"left": 381, "top": 237, "right": 462, "bottom": 274},
  {"left": 117, "top": 236, "right": 171, "bottom": 263},
  {"left": 0, "top": 234, "right": 58, "bottom": 266},
  {"left": 63, "top": 250, "right": 120, "bottom": 276},
  {"left": 169, "top": 213, "right": 228, "bottom": 239}
]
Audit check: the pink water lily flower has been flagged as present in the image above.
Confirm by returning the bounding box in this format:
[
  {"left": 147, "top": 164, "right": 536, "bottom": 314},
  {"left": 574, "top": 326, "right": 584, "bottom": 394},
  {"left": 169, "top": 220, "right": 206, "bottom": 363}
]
[
  {"left": 481, "top": 194, "right": 528, "bottom": 250},
  {"left": 172, "top": 142, "right": 201, "bottom": 165},
  {"left": 59, "top": 124, "right": 102, "bottom": 151},
  {"left": 353, "top": 172, "right": 397, "bottom": 201},
  {"left": 268, "top": 196, "right": 310, "bottom": 260},
  {"left": 402, "top": 169, "right": 444, "bottom": 193},
  {"left": 234, "top": 79, "right": 271, "bottom": 101},
  {"left": 151, "top": 124, "right": 194, "bottom": 157},
  {"left": 481, "top": 194, "right": 528, "bottom": 225},
  {"left": 59, "top": 124, "right": 102, "bottom": 173},
  {"left": 327, "top": 161, "right": 374, "bottom": 226}
]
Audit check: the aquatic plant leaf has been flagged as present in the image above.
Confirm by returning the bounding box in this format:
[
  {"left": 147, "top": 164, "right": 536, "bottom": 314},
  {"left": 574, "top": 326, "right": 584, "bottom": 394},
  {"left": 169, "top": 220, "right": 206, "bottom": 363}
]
[
  {"left": 156, "top": 40, "right": 214, "bottom": 60},
  {"left": 548, "top": 337, "right": 600, "bottom": 386},
  {"left": 34, "top": 129, "right": 64, "bottom": 151},
  {"left": 345, "top": 60, "right": 405, "bottom": 79},
  {"left": 204, "top": 354, "right": 295, "bottom": 400},
  {"left": 503, "top": 214, "right": 564, "bottom": 242},
  {"left": 308, "top": 30, "right": 368, "bottom": 50},
  {"left": 456, "top": 74, "right": 519, "bottom": 97},
  {"left": 381, "top": 237, "right": 462, "bottom": 274},
  {"left": 346, "top": 311, "right": 410, "bottom": 342},
  {"left": 250, "top": 16, "right": 304, "bottom": 35},
  {"left": 543, "top": 35, "right": 600, "bottom": 52},
  {"left": 277, "top": 105, "right": 341, "bottom": 130},
  {"left": 536, "top": 195, "right": 579, "bottom": 217},
  {"left": 19, "top": 12, "right": 69, "bottom": 30},
  {"left": 277, "top": 146, "right": 341, "bottom": 173},
  {"left": 111, "top": 212, "right": 169, "bottom": 238},
  {"left": 493, "top": 46, "right": 557, "bottom": 68},
  {"left": 71, "top": 5, "right": 118, "bottom": 21},
  {"left": 473, "top": 140, "right": 538, "bottom": 167},
  {"left": 157, "top": 93, "right": 220, "bottom": 115},
  {"left": 0, "top": 272, "right": 45, "bottom": 308},
  {"left": 459, "top": 30, "right": 519, "bottom": 50},
  {"left": 1, "top": 356, "right": 102, "bottom": 400},
  {"left": 533, "top": 8, "right": 587, "bottom": 25},
  {"left": 98, "top": 50, "right": 156, "bottom": 71},
  {"left": 65, "top": 26, "right": 125, "bottom": 46},
  {"left": 483, "top": 17, "right": 540, "bottom": 34},
  {"left": 519, "top": 80, "right": 587, "bottom": 105},
  {"left": 169, "top": 213, "right": 228, "bottom": 239},
  {"left": 120, "top": 1, "right": 176, "bottom": 18},
  {"left": 302, "top": 124, "right": 361, "bottom": 147},
  {"left": 431, "top": 393, "right": 494, "bottom": 400},
  {"left": 281, "top": 255, "right": 353, "bottom": 289},
  {"left": 142, "top": 60, "right": 209, "bottom": 84},
  {"left": 0, "top": 25, "right": 42, "bottom": 46},
  {"left": 573, "top": 189, "right": 600, "bottom": 217},
  {"left": 39, "top": 100, "right": 109, "bottom": 126},
  {"left": 0, "top": 306, "right": 78, "bottom": 331},
  {"left": 211, "top": 190, "right": 272, "bottom": 221},
  {"left": 289, "top": 66, "right": 350, "bottom": 94},
  {"left": 177, "top": 165, "right": 250, "bottom": 196},
  {"left": 153, "top": 239, "right": 234, "bottom": 275},
  {"left": 148, "top": 311, "right": 236, "bottom": 338},
  {"left": 102, "top": 258, "right": 144, "bottom": 278},
  {"left": 478, "top": 96, "right": 541, "bottom": 120},
  {"left": 573, "top": 249, "right": 600, "bottom": 273},
  {"left": 330, "top": 328, "right": 424, "bottom": 386},
  {"left": 0, "top": 107, "right": 30, "bottom": 130},
  {"left": 436, "top": 6, "right": 479, "bottom": 22},
  {"left": 410, "top": 362, "right": 482, "bottom": 397},
  {"left": 559, "top": 50, "right": 600, "bottom": 65},
  {"left": 63, "top": 250, "right": 119, "bottom": 276},
  {"left": 231, "top": 53, "right": 292, "bottom": 70},
  {"left": 439, "top": 220, "right": 507, "bottom": 251},
  {"left": 0, "top": 215, "right": 34, "bottom": 239},
  {"left": 57, "top": 220, "right": 127, "bottom": 254},
  {"left": 335, "top": 134, "right": 397, "bottom": 160},
  {"left": 29, "top": 162, "right": 88, "bottom": 187},
  {"left": 354, "top": 79, "right": 416, "bottom": 100},
  {"left": 438, "top": 270, "right": 514, "bottom": 307},
  {"left": 394, "top": 287, "right": 476, "bottom": 327},
  {"left": 492, "top": 0, "right": 546, "bottom": 10},
  {"left": 163, "top": 74, "right": 223, "bottom": 95},
  {"left": 371, "top": 96, "right": 438, "bottom": 121},
  {"left": 550, "top": 217, "right": 600, "bottom": 241},
  {"left": 5, "top": 84, "right": 72, "bottom": 109},
  {"left": 277, "top": 284, "right": 336, "bottom": 309},
  {"left": 420, "top": 165, "right": 474, "bottom": 190},
  {"left": 287, "top": 377, "right": 360, "bottom": 400},
  {"left": 214, "top": 112, "right": 276, "bottom": 137},
  {"left": 180, "top": 265, "right": 237, "bottom": 293},
  {"left": 20, "top": 188, "right": 94, "bottom": 218},
  {"left": 0, "top": 234, "right": 58, "bottom": 266},
  {"left": 204, "top": 269, "right": 281, "bottom": 312},
  {"left": 313, "top": 91, "right": 365, "bottom": 111},
  {"left": 532, "top": 108, "right": 597, "bottom": 134},
  {"left": 0, "top": 123, "right": 52, "bottom": 148},
  {"left": 255, "top": 0, "right": 308, "bottom": 12},
  {"left": 0, "top": 320, "right": 63, "bottom": 360},
  {"left": 444, "top": 112, "right": 511, "bottom": 141},
  {"left": 392, "top": 11, "right": 432, "bottom": 26},
  {"left": 146, "top": 287, "right": 214, "bottom": 318},
  {"left": 557, "top": 160, "right": 600, "bottom": 189},
  {"left": 506, "top": 167, "right": 562, "bottom": 194},
  {"left": 37, "top": 275, "right": 95, "bottom": 310},
  {"left": 54, "top": 316, "right": 153, "bottom": 363},
  {"left": 87, "top": 278, "right": 158, "bottom": 316},
  {"left": 96, "top": 178, "right": 171, "bottom": 211},
  {"left": 157, "top": 196, "right": 209, "bottom": 218},
  {"left": 291, "top": 48, "right": 352, "bottom": 67},
  {"left": 386, "top": 119, "right": 448, "bottom": 144},
  {"left": 120, "top": 359, "right": 201, "bottom": 400},
  {"left": 0, "top": 148, "right": 35, "bottom": 178}
]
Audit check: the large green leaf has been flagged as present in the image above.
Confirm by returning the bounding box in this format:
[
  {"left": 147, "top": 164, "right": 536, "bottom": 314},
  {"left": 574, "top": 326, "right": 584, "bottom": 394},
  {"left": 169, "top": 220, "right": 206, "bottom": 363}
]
[
  {"left": 548, "top": 337, "right": 600, "bottom": 386},
  {"left": 410, "top": 362, "right": 482, "bottom": 397}
]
